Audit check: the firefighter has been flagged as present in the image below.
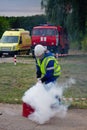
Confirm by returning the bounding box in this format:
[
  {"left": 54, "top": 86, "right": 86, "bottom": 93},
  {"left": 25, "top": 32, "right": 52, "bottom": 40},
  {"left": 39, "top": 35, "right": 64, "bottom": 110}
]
[
  {"left": 34, "top": 44, "right": 62, "bottom": 108},
  {"left": 34, "top": 44, "right": 61, "bottom": 85}
]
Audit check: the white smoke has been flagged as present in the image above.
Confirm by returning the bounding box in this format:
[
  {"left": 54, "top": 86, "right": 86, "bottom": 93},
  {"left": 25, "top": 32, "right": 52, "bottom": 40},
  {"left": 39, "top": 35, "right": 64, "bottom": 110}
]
[{"left": 22, "top": 78, "right": 75, "bottom": 124}]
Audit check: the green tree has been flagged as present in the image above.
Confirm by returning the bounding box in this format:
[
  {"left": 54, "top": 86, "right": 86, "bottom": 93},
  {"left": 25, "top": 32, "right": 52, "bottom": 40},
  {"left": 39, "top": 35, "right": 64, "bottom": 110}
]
[
  {"left": 0, "top": 17, "right": 10, "bottom": 38},
  {"left": 41, "top": 0, "right": 87, "bottom": 49},
  {"left": 8, "top": 15, "right": 47, "bottom": 33}
]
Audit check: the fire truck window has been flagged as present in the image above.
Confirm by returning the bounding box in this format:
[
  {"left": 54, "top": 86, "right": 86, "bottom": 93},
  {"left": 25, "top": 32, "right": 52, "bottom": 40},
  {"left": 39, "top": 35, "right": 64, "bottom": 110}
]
[
  {"left": 51, "top": 30, "right": 55, "bottom": 35},
  {"left": 32, "top": 29, "right": 45, "bottom": 36},
  {"left": 39, "top": 29, "right": 45, "bottom": 36},
  {"left": 46, "top": 29, "right": 52, "bottom": 36},
  {"left": 32, "top": 30, "right": 40, "bottom": 35},
  {"left": 32, "top": 28, "right": 58, "bottom": 36},
  {"left": 46, "top": 29, "right": 58, "bottom": 36}
]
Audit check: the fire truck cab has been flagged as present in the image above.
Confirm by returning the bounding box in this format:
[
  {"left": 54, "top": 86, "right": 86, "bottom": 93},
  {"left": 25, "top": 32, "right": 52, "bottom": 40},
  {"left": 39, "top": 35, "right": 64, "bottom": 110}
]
[{"left": 31, "top": 24, "right": 69, "bottom": 57}]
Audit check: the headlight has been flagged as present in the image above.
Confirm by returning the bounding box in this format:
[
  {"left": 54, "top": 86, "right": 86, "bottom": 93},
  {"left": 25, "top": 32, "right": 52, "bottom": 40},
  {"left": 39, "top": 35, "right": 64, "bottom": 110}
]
[
  {"left": 33, "top": 42, "right": 36, "bottom": 45},
  {"left": 52, "top": 42, "right": 54, "bottom": 45}
]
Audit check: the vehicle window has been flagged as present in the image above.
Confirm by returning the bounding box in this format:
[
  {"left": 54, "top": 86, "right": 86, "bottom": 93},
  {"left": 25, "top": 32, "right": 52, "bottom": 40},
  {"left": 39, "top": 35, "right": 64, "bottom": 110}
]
[
  {"left": 0, "top": 36, "right": 18, "bottom": 43},
  {"left": 32, "top": 28, "right": 58, "bottom": 36},
  {"left": 32, "top": 29, "right": 41, "bottom": 36},
  {"left": 46, "top": 29, "right": 58, "bottom": 36}
]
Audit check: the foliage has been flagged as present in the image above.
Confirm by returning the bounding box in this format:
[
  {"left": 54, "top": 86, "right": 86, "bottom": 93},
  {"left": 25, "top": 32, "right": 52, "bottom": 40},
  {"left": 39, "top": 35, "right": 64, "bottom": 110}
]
[
  {"left": 0, "top": 15, "right": 47, "bottom": 37},
  {"left": 7, "top": 15, "right": 47, "bottom": 33},
  {"left": 0, "top": 17, "right": 10, "bottom": 38},
  {"left": 41, "top": 0, "right": 87, "bottom": 51},
  {"left": 81, "top": 34, "right": 87, "bottom": 51}
]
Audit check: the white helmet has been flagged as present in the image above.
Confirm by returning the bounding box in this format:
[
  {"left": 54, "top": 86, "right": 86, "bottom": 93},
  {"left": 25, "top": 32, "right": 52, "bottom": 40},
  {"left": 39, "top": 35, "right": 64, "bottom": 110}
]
[{"left": 34, "top": 44, "right": 46, "bottom": 57}]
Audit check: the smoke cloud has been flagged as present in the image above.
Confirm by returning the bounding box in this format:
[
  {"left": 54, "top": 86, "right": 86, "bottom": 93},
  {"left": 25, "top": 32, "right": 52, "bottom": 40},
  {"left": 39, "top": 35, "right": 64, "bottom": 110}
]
[{"left": 22, "top": 78, "right": 75, "bottom": 124}]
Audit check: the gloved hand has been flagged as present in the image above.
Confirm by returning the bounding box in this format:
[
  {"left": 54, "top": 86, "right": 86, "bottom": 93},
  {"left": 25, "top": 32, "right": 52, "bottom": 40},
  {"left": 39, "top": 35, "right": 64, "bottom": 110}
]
[
  {"left": 37, "top": 78, "right": 42, "bottom": 84},
  {"left": 44, "top": 82, "right": 53, "bottom": 91}
]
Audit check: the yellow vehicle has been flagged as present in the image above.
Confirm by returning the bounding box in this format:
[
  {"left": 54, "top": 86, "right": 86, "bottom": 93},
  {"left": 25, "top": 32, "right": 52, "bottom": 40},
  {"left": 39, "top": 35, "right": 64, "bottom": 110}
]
[{"left": 0, "top": 28, "right": 31, "bottom": 57}]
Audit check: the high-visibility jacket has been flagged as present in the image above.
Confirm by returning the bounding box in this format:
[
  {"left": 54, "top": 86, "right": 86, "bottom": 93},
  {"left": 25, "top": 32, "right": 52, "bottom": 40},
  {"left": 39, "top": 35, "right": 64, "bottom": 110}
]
[{"left": 37, "top": 56, "right": 61, "bottom": 77}]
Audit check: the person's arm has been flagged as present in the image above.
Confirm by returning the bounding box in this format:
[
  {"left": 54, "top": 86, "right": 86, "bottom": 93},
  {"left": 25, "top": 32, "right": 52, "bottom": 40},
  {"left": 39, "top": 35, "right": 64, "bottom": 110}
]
[
  {"left": 35, "top": 59, "right": 41, "bottom": 79},
  {"left": 36, "top": 65, "right": 41, "bottom": 78}
]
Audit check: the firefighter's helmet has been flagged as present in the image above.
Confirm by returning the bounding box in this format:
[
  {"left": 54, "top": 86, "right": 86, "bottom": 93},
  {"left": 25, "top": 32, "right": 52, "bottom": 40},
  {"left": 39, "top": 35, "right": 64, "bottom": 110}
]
[{"left": 34, "top": 44, "right": 46, "bottom": 57}]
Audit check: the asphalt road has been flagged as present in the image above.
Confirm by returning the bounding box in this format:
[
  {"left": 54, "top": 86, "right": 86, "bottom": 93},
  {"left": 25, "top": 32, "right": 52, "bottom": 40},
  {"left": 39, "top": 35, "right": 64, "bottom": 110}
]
[{"left": 0, "top": 103, "right": 87, "bottom": 130}]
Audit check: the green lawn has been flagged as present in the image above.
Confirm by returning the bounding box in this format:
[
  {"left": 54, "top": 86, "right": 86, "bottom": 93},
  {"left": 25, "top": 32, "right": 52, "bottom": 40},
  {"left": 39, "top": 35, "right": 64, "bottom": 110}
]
[{"left": 0, "top": 54, "right": 87, "bottom": 108}]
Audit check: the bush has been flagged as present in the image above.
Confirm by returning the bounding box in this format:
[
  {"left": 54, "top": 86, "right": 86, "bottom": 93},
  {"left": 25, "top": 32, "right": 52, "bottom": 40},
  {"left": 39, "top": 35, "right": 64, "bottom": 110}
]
[{"left": 81, "top": 35, "right": 87, "bottom": 51}]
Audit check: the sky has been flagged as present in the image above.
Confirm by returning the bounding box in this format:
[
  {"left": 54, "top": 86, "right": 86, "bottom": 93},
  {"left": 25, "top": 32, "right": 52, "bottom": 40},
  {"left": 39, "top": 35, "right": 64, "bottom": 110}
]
[{"left": 0, "top": 0, "right": 44, "bottom": 17}]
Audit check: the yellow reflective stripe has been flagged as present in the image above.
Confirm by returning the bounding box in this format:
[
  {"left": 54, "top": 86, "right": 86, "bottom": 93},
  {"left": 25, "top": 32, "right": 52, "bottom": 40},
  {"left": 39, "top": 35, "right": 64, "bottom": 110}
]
[
  {"left": 37, "top": 59, "right": 41, "bottom": 66},
  {"left": 42, "top": 56, "right": 54, "bottom": 74},
  {"left": 43, "top": 56, "right": 61, "bottom": 76},
  {"left": 43, "top": 57, "right": 49, "bottom": 73},
  {"left": 54, "top": 65, "right": 61, "bottom": 76},
  {"left": 37, "top": 56, "right": 61, "bottom": 77},
  {"left": 54, "top": 59, "right": 61, "bottom": 76},
  {"left": 37, "top": 58, "right": 46, "bottom": 75}
]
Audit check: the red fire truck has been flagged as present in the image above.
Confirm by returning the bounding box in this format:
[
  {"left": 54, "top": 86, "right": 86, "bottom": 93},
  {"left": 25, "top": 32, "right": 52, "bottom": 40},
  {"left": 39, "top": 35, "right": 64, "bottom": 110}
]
[{"left": 31, "top": 24, "right": 69, "bottom": 57}]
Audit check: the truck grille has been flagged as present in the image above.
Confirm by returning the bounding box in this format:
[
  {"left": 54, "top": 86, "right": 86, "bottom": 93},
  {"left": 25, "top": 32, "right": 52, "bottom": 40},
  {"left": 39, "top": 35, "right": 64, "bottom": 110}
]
[{"left": 38, "top": 42, "right": 47, "bottom": 44}]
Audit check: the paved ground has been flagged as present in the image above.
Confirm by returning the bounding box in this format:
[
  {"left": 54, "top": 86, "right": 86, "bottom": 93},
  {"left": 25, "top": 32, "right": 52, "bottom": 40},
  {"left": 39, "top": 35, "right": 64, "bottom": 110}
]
[{"left": 0, "top": 103, "right": 87, "bottom": 130}]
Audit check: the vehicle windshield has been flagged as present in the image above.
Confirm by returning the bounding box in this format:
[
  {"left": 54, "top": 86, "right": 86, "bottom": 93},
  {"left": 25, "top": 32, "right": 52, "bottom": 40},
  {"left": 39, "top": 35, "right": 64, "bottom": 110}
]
[
  {"left": 32, "top": 28, "right": 58, "bottom": 36},
  {"left": 0, "top": 36, "right": 18, "bottom": 43}
]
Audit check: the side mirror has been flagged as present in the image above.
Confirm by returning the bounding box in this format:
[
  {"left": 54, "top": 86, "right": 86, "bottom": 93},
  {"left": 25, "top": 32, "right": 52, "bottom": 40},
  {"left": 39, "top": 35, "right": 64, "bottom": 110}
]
[{"left": 19, "top": 37, "right": 22, "bottom": 44}]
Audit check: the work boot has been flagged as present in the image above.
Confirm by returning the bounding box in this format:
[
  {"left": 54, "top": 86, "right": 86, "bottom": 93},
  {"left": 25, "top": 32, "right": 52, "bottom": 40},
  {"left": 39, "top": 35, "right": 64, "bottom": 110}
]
[
  {"left": 50, "top": 96, "right": 62, "bottom": 109},
  {"left": 55, "top": 95, "right": 62, "bottom": 105}
]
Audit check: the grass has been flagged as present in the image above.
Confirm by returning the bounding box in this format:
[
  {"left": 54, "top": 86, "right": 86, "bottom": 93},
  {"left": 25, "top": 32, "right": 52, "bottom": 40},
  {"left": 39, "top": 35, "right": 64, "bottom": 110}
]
[
  {"left": 0, "top": 62, "right": 36, "bottom": 103},
  {"left": 0, "top": 54, "right": 87, "bottom": 108}
]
